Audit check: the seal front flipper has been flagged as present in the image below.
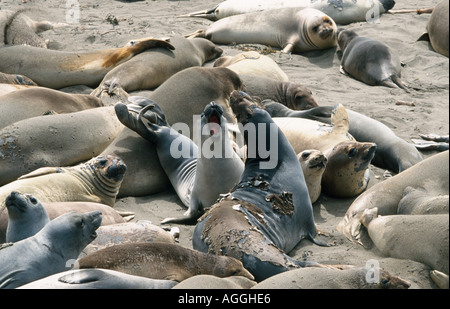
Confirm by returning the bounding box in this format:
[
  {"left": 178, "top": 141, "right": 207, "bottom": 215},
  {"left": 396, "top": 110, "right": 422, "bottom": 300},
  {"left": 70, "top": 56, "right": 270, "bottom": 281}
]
[
  {"left": 161, "top": 196, "right": 204, "bottom": 225},
  {"left": 58, "top": 269, "right": 102, "bottom": 284},
  {"left": 18, "top": 167, "right": 63, "bottom": 180}
]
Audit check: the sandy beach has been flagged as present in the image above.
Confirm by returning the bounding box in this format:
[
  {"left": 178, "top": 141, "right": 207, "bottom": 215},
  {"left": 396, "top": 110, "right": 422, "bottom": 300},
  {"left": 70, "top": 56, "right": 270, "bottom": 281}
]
[{"left": 0, "top": 0, "right": 448, "bottom": 290}]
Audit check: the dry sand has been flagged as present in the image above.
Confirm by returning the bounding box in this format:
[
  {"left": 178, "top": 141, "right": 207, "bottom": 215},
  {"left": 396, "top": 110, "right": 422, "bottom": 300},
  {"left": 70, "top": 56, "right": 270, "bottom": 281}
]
[{"left": 0, "top": 0, "right": 448, "bottom": 289}]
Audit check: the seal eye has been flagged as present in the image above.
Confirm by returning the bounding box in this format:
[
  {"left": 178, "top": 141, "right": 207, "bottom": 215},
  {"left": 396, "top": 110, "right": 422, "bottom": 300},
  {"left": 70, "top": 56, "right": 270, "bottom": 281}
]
[
  {"left": 295, "top": 95, "right": 303, "bottom": 101},
  {"left": 77, "top": 219, "right": 85, "bottom": 229},
  {"left": 301, "top": 152, "right": 310, "bottom": 159},
  {"left": 348, "top": 148, "right": 357, "bottom": 158},
  {"left": 313, "top": 26, "right": 319, "bottom": 32},
  {"left": 98, "top": 158, "right": 108, "bottom": 166},
  {"left": 29, "top": 197, "right": 38, "bottom": 204}
]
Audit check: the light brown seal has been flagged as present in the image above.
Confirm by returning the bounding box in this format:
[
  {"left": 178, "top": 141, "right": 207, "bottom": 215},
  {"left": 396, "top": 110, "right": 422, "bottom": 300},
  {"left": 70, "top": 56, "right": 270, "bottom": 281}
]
[
  {"left": 0, "top": 38, "right": 174, "bottom": 89},
  {"left": 0, "top": 72, "right": 37, "bottom": 86},
  {"left": 0, "top": 106, "right": 123, "bottom": 186},
  {"left": 78, "top": 242, "right": 254, "bottom": 282},
  {"left": 172, "top": 274, "right": 256, "bottom": 289},
  {"left": 297, "top": 150, "right": 327, "bottom": 203},
  {"left": 187, "top": 7, "right": 337, "bottom": 54},
  {"left": 338, "top": 150, "right": 449, "bottom": 247},
  {"left": 360, "top": 208, "right": 449, "bottom": 275},
  {"left": 0, "top": 155, "right": 126, "bottom": 243},
  {"left": 0, "top": 87, "right": 103, "bottom": 129},
  {"left": 214, "top": 51, "right": 289, "bottom": 81},
  {"left": 91, "top": 36, "right": 223, "bottom": 104},
  {"left": 418, "top": 0, "right": 449, "bottom": 57}
]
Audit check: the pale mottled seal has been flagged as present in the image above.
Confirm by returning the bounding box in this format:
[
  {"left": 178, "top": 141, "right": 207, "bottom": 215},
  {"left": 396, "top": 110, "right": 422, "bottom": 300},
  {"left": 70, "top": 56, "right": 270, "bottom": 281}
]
[
  {"left": 251, "top": 266, "right": 410, "bottom": 289},
  {"left": 185, "top": 0, "right": 396, "bottom": 25},
  {"left": 0, "top": 211, "right": 102, "bottom": 289},
  {"left": 0, "top": 38, "right": 174, "bottom": 89},
  {"left": 0, "top": 87, "right": 103, "bottom": 129},
  {"left": 337, "top": 151, "right": 449, "bottom": 247},
  {"left": 78, "top": 242, "right": 254, "bottom": 282},
  {"left": 0, "top": 106, "right": 123, "bottom": 186},
  {"left": 114, "top": 100, "right": 244, "bottom": 224},
  {"left": 297, "top": 150, "right": 327, "bottom": 203},
  {"left": 4, "top": 191, "right": 50, "bottom": 243},
  {"left": 187, "top": 7, "right": 337, "bottom": 54},
  {"left": 214, "top": 51, "right": 289, "bottom": 81},
  {"left": 193, "top": 91, "right": 324, "bottom": 282},
  {"left": 418, "top": 0, "right": 449, "bottom": 57},
  {"left": 360, "top": 208, "right": 449, "bottom": 275},
  {"left": 0, "top": 155, "right": 126, "bottom": 243},
  {"left": 91, "top": 36, "right": 223, "bottom": 103},
  {"left": 337, "top": 29, "right": 408, "bottom": 90},
  {"left": 240, "top": 75, "right": 319, "bottom": 110},
  {"left": 262, "top": 100, "right": 423, "bottom": 173},
  {"left": 172, "top": 274, "right": 256, "bottom": 289},
  {"left": 18, "top": 269, "right": 178, "bottom": 289}
]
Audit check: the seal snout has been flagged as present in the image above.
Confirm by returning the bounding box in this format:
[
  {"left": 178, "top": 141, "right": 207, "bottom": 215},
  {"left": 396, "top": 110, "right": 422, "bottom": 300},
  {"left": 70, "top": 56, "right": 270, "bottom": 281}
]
[
  {"left": 229, "top": 91, "right": 255, "bottom": 124},
  {"left": 5, "top": 191, "right": 28, "bottom": 212},
  {"left": 106, "top": 159, "right": 127, "bottom": 180},
  {"left": 203, "top": 102, "right": 224, "bottom": 135}
]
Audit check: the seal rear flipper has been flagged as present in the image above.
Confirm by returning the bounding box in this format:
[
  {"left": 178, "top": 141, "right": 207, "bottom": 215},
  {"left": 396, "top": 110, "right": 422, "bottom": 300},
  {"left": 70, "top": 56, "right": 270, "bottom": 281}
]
[
  {"left": 18, "top": 167, "right": 63, "bottom": 180},
  {"left": 330, "top": 104, "right": 350, "bottom": 135},
  {"left": 161, "top": 199, "right": 205, "bottom": 225},
  {"left": 114, "top": 103, "right": 160, "bottom": 143},
  {"left": 181, "top": 6, "right": 219, "bottom": 21},
  {"left": 417, "top": 32, "right": 430, "bottom": 42}
]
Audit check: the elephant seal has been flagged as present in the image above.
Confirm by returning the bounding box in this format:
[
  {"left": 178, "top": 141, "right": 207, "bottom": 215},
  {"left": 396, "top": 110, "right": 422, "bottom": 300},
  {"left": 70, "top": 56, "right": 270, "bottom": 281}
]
[
  {"left": 91, "top": 36, "right": 223, "bottom": 104},
  {"left": 251, "top": 266, "right": 410, "bottom": 289},
  {"left": 0, "top": 155, "right": 126, "bottom": 243},
  {"left": 337, "top": 29, "right": 408, "bottom": 90},
  {"left": 360, "top": 208, "right": 449, "bottom": 275},
  {"left": 173, "top": 274, "right": 256, "bottom": 289},
  {"left": 187, "top": 7, "right": 337, "bottom": 54},
  {"left": 337, "top": 150, "right": 449, "bottom": 247},
  {"left": 0, "top": 211, "right": 102, "bottom": 289},
  {"left": 418, "top": 0, "right": 449, "bottom": 57},
  {"left": 0, "top": 37, "right": 174, "bottom": 89},
  {"left": 430, "top": 270, "right": 449, "bottom": 289},
  {"left": 4, "top": 191, "right": 50, "bottom": 243},
  {"left": 185, "top": 0, "right": 396, "bottom": 25},
  {"left": 214, "top": 51, "right": 289, "bottom": 81},
  {"left": 240, "top": 75, "right": 319, "bottom": 110},
  {"left": 0, "top": 87, "right": 103, "bottom": 129},
  {"left": 261, "top": 101, "right": 423, "bottom": 173},
  {"left": 114, "top": 100, "right": 244, "bottom": 224},
  {"left": 0, "top": 9, "right": 57, "bottom": 47},
  {"left": 100, "top": 97, "right": 171, "bottom": 198},
  {"left": 78, "top": 242, "right": 254, "bottom": 282},
  {"left": 82, "top": 220, "right": 177, "bottom": 256},
  {"left": 297, "top": 150, "right": 327, "bottom": 203},
  {"left": 397, "top": 186, "right": 449, "bottom": 215},
  {"left": 143, "top": 66, "right": 245, "bottom": 137},
  {"left": 0, "top": 72, "right": 37, "bottom": 86},
  {"left": 0, "top": 83, "right": 36, "bottom": 96},
  {"left": 321, "top": 140, "right": 377, "bottom": 198},
  {"left": 18, "top": 268, "right": 178, "bottom": 289},
  {"left": 193, "top": 91, "right": 324, "bottom": 282},
  {"left": 0, "top": 106, "right": 123, "bottom": 186}
]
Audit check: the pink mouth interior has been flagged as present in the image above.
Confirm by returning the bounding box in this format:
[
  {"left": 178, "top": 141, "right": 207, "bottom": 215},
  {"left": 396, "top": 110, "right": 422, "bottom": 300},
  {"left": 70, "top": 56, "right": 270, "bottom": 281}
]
[{"left": 209, "top": 114, "right": 220, "bottom": 135}]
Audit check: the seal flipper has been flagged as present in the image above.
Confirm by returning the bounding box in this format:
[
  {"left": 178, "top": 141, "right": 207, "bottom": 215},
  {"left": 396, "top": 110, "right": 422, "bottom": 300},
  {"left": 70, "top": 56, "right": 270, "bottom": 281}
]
[
  {"left": 58, "top": 269, "right": 101, "bottom": 284},
  {"left": 330, "top": 104, "right": 350, "bottom": 135},
  {"left": 161, "top": 195, "right": 204, "bottom": 225},
  {"left": 18, "top": 167, "right": 63, "bottom": 180}
]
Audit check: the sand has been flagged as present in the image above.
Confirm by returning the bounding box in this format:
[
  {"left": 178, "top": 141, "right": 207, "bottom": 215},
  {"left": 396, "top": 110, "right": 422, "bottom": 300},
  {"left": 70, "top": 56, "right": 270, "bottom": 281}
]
[{"left": 0, "top": 0, "right": 448, "bottom": 289}]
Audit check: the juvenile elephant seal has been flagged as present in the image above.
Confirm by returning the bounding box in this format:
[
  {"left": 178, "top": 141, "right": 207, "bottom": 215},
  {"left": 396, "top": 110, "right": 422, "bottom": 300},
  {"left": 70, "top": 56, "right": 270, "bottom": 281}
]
[
  {"left": 78, "top": 242, "right": 254, "bottom": 282},
  {"left": 0, "top": 87, "right": 103, "bottom": 129},
  {"left": 18, "top": 268, "right": 178, "bottom": 289},
  {"left": 338, "top": 29, "right": 408, "bottom": 90},
  {"left": 193, "top": 91, "right": 325, "bottom": 282},
  {"left": 0, "top": 10, "right": 57, "bottom": 47},
  {"left": 240, "top": 75, "right": 319, "bottom": 110},
  {"left": 0, "top": 211, "right": 102, "bottom": 289},
  {"left": 338, "top": 151, "right": 449, "bottom": 247},
  {"left": 297, "top": 150, "right": 327, "bottom": 203},
  {"left": 0, "top": 106, "right": 123, "bottom": 186},
  {"left": 115, "top": 100, "right": 244, "bottom": 224},
  {"left": 4, "top": 191, "right": 50, "bottom": 243},
  {"left": 214, "top": 51, "right": 289, "bottom": 81},
  {"left": 251, "top": 266, "right": 410, "bottom": 289},
  {"left": 187, "top": 7, "right": 337, "bottom": 54},
  {"left": 360, "top": 208, "right": 449, "bottom": 275},
  {"left": 418, "top": 0, "right": 449, "bottom": 57},
  {"left": 91, "top": 36, "right": 223, "bottom": 104},
  {"left": 0, "top": 38, "right": 174, "bottom": 89},
  {"left": 185, "top": 0, "right": 396, "bottom": 25},
  {"left": 0, "top": 155, "right": 126, "bottom": 243},
  {"left": 262, "top": 101, "right": 423, "bottom": 173}
]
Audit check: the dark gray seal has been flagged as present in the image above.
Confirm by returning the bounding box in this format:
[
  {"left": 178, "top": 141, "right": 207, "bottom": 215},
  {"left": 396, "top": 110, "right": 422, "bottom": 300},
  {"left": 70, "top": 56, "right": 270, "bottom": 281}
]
[
  {"left": 337, "top": 29, "right": 408, "bottom": 90},
  {"left": 192, "top": 91, "right": 326, "bottom": 282},
  {"left": 261, "top": 101, "right": 423, "bottom": 173},
  {"left": 5, "top": 191, "right": 50, "bottom": 243},
  {"left": 0, "top": 211, "right": 102, "bottom": 289}
]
